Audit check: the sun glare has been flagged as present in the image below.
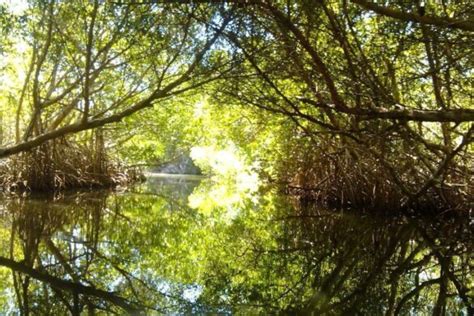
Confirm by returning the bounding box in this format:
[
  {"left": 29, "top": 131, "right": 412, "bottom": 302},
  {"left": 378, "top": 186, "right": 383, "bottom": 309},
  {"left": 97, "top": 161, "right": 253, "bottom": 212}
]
[{"left": 0, "top": 0, "right": 27, "bottom": 15}]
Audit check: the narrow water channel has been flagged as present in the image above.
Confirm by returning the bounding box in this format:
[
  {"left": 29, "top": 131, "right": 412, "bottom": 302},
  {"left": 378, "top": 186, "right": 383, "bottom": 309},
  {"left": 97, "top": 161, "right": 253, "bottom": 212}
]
[{"left": 0, "top": 175, "right": 472, "bottom": 314}]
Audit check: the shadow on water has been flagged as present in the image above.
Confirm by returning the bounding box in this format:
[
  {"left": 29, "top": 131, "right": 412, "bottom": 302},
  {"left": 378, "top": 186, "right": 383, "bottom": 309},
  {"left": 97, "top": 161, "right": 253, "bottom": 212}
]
[{"left": 0, "top": 176, "right": 472, "bottom": 314}]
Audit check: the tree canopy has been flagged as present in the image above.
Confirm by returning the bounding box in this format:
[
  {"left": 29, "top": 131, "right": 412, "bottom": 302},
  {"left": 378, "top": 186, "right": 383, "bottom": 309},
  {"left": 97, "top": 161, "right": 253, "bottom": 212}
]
[{"left": 0, "top": 0, "right": 472, "bottom": 210}]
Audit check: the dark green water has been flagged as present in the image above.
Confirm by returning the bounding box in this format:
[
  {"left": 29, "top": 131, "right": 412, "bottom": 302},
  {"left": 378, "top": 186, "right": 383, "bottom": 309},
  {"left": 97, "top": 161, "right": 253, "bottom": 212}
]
[{"left": 0, "top": 175, "right": 472, "bottom": 315}]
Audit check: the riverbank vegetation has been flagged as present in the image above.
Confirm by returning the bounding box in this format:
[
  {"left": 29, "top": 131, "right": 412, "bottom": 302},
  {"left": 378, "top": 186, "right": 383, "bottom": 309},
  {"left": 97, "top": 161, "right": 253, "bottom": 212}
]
[{"left": 0, "top": 1, "right": 472, "bottom": 212}]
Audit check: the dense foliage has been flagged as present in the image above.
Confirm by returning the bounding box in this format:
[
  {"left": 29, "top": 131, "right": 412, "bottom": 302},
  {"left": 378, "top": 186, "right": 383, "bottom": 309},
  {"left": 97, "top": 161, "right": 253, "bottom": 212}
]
[
  {"left": 0, "top": 2, "right": 472, "bottom": 314},
  {"left": 0, "top": 1, "right": 472, "bottom": 210}
]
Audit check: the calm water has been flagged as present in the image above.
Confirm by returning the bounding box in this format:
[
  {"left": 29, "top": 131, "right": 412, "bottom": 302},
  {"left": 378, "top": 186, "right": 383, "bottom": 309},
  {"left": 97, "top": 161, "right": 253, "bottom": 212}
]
[{"left": 0, "top": 175, "right": 472, "bottom": 315}]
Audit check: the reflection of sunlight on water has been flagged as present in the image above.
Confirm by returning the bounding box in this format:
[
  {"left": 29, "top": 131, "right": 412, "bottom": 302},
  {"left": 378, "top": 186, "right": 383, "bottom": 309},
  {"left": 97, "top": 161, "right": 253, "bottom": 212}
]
[
  {"left": 188, "top": 182, "right": 248, "bottom": 221},
  {"left": 187, "top": 177, "right": 259, "bottom": 221},
  {"left": 188, "top": 145, "right": 259, "bottom": 221}
]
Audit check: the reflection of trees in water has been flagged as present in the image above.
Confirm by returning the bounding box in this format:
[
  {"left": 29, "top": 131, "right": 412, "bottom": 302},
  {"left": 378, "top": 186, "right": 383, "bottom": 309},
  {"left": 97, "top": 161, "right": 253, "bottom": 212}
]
[
  {"left": 142, "top": 175, "right": 202, "bottom": 201},
  {"left": 251, "top": 202, "right": 473, "bottom": 315},
  {"left": 0, "top": 187, "right": 203, "bottom": 314},
  {"left": 1, "top": 193, "right": 144, "bottom": 314},
  {"left": 189, "top": 197, "right": 472, "bottom": 314},
  {"left": 0, "top": 188, "right": 472, "bottom": 314}
]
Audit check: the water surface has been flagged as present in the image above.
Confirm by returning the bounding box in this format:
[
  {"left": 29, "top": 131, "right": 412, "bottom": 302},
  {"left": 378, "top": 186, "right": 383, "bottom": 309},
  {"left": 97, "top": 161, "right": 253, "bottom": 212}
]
[{"left": 0, "top": 175, "right": 472, "bottom": 314}]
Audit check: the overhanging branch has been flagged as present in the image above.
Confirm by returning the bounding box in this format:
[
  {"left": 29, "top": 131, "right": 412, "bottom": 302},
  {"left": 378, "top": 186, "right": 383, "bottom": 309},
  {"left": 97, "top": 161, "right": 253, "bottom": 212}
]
[
  {"left": 0, "top": 15, "right": 231, "bottom": 159},
  {"left": 352, "top": 0, "right": 474, "bottom": 32},
  {"left": 298, "top": 98, "right": 474, "bottom": 123}
]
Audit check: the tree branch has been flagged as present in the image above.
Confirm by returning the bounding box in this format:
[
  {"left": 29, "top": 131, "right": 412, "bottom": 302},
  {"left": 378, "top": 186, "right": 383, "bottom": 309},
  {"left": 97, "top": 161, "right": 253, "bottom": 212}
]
[
  {"left": 298, "top": 98, "right": 474, "bottom": 123},
  {"left": 352, "top": 0, "right": 474, "bottom": 32},
  {"left": 0, "top": 256, "right": 141, "bottom": 313},
  {"left": 0, "top": 13, "right": 231, "bottom": 159}
]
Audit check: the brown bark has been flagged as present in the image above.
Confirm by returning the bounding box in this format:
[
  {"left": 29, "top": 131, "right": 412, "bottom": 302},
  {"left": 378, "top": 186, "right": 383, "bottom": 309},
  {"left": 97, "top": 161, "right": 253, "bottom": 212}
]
[
  {"left": 298, "top": 98, "right": 474, "bottom": 123},
  {"left": 352, "top": 0, "right": 474, "bottom": 32},
  {"left": 0, "top": 15, "right": 230, "bottom": 159}
]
